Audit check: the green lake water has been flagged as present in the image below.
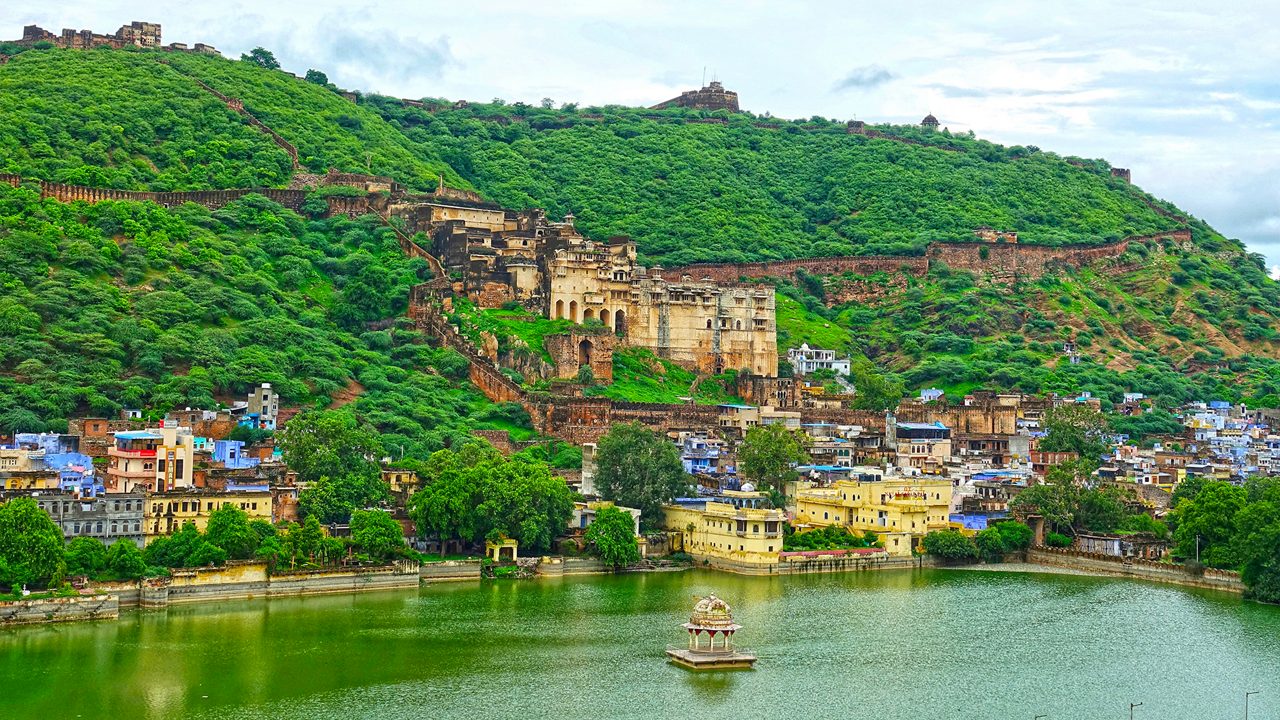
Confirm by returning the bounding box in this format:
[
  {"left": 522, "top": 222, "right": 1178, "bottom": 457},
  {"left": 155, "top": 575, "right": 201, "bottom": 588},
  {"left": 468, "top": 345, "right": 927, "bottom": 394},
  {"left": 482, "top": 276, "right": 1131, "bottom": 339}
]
[{"left": 2, "top": 568, "right": 1278, "bottom": 720}]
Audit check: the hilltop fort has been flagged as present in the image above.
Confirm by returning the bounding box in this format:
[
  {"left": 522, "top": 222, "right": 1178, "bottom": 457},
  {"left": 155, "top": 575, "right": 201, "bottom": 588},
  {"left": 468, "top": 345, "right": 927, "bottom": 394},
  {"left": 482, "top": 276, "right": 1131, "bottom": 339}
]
[
  {"left": 8, "top": 20, "right": 219, "bottom": 55},
  {"left": 651, "top": 81, "right": 740, "bottom": 112}
]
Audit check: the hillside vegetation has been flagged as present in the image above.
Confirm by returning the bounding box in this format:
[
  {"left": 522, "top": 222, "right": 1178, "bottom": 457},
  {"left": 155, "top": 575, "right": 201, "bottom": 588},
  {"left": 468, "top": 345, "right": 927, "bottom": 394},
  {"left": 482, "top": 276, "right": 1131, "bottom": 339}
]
[
  {"left": 368, "top": 98, "right": 1179, "bottom": 265},
  {"left": 0, "top": 182, "right": 528, "bottom": 454},
  {"left": 0, "top": 48, "right": 466, "bottom": 192}
]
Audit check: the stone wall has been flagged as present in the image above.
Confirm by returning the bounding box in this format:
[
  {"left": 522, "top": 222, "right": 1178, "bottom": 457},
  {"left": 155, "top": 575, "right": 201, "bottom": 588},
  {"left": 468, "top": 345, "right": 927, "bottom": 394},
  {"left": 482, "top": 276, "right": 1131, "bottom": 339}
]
[
  {"left": 0, "top": 594, "right": 119, "bottom": 625},
  {"left": 419, "top": 559, "right": 483, "bottom": 582},
  {"left": 664, "top": 230, "right": 1191, "bottom": 292},
  {"left": 1026, "top": 547, "right": 1244, "bottom": 594},
  {"left": 103, "top": 560, "right": 421, "bottom": 608}
]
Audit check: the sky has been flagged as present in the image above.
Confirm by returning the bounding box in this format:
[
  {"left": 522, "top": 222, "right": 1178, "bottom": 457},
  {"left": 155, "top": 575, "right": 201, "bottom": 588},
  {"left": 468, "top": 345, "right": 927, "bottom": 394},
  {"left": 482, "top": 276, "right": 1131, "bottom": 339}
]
[{"left": 5, "top": 1, "right": 1279, "bottom": 269}]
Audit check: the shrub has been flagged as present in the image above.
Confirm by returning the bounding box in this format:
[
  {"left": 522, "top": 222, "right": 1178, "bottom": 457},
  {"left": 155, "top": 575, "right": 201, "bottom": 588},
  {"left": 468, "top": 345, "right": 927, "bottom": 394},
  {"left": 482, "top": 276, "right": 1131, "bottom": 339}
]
[
  {"left": 921, "top": 530, "right": 978, "bottom": 562},
  {"left": 1045, "top": 532, "right": 1073, "bottom": 548}
]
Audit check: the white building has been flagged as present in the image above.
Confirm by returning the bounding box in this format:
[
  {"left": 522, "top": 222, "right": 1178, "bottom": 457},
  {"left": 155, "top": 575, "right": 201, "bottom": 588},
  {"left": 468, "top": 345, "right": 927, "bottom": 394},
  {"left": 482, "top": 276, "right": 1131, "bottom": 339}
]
[{"left": 787, "top": 344, "right": 851, "bottom": 376}]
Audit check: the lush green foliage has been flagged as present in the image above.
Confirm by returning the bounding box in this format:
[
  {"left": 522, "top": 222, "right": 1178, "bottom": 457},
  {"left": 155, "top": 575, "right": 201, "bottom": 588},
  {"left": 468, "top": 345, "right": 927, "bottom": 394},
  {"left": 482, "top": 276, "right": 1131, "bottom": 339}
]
[
  {"left": 1167, "top": 477, "right": 1280, "bottom": 603},
  {"left": 406, "top": 442, "right": 577, "bottom": 554},
  {"left": 372, "top": 100, "right": 1172, "bottom": 264},
  {"left": 0, "top": 186, "right": 527, "bottom": 460},
  {"left": 1009, "top": 466, "right": 1164, "bottom": 538},
  {"left": 65, "top": 536, "right": 108, "bottom": 576},
  {"left": 0, "top": 49, "right": 293, "bottom": 189},
  {"left": 783, "top": 525, "right": 878, "bottom": 551},
  {"left": 738, "top": 423, "right": 810, "bottom": 493},
  {"left": 203, "top": 505, "right": 259, "bottom": 560},
  {"left": 105, "top": 538, "right": 147, "bottom": 579},
  {"left": 584, "top": 505, "right": 640, "bottom": 569},
  {"left": 0, "top": 497, "right": 66, "bottom": 589},
  {"left": 349, "top": 509, "right": 406, "bottom": 560},
  {"left": 593, "top": 422, "right": 690, "bottom": 530},
  {"left": 921, "top": 529, "right": 978, "bottom": 562},
  {"left": 805, "top": 233, "right": 1280, "bottom": 407}
]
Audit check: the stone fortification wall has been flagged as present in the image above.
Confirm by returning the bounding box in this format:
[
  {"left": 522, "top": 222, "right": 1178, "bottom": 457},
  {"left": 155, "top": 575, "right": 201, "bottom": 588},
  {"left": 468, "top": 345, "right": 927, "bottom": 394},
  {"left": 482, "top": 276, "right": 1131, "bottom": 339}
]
[
  {"left": 1026, "top": 547, "right": 1243, "bottom": 594},
  {"left": 0, "top": 594, "right": 119, "bottom": 625},
  {"left": 666, "top": 230, "right": 1191, "bottom": 291}
]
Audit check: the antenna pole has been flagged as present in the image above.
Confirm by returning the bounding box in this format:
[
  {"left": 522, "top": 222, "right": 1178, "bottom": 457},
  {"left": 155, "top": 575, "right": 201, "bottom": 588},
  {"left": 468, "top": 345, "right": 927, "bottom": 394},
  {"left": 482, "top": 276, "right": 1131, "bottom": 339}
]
[{"left": 702, "top": 66, "right": 706, "bottom": 87}]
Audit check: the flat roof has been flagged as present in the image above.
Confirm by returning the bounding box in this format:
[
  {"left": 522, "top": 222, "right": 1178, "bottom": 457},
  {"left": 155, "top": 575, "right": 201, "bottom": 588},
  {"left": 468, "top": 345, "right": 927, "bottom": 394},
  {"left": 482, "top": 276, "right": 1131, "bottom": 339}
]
[{"left": 114, "top": 430, "right": 163, "bottom": 440}]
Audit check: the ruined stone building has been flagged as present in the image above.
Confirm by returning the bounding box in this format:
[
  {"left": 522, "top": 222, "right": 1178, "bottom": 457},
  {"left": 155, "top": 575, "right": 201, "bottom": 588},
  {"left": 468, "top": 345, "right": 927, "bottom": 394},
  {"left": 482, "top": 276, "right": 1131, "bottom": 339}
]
[
  {"left": 651, "top": 81, "right": 740, "bottom": 112},
  {"left": 17, "top": 21, "right": 161, "bottom": 50},
  {"left": 427, "top": 203, "right": 778, "bottom": 377}
]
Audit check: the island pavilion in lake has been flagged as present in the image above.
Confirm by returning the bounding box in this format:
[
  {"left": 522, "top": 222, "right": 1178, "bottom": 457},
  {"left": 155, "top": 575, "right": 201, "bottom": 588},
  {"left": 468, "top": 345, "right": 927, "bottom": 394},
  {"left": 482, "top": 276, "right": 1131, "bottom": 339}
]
[{"left": 665, "top": 594, "right": 757, "bottom": 670}]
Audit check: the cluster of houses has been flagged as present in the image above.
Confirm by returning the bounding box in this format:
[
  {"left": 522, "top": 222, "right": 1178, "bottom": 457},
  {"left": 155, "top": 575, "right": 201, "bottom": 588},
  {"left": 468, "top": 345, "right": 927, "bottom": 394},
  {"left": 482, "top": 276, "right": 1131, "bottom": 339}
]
[
  {"left": 0, "top": 384, "right": 287, "bottom": 548},
  {"left": 4, "top": 350, "right": 1277, "bottom": 575},
  {"left": 618, "top": 380, "right": 1280, "bottom": 572}
]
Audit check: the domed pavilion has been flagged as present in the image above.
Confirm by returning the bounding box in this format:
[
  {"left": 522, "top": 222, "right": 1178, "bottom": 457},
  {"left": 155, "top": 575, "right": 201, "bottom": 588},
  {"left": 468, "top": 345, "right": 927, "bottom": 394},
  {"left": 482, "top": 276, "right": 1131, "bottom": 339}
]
[{"left": 665, "top": 594, "right": 757, "bottom": 670}]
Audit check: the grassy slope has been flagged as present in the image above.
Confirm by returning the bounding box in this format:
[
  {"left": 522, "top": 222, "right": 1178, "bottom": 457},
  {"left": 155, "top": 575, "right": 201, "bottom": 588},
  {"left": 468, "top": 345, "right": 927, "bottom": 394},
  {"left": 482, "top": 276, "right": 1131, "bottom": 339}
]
[
  {"left": 372, "top": 99, "right": 1175, "bottom": 264},
  {"left": 0, "top": 49, "right": 293, "bottom": 189}
]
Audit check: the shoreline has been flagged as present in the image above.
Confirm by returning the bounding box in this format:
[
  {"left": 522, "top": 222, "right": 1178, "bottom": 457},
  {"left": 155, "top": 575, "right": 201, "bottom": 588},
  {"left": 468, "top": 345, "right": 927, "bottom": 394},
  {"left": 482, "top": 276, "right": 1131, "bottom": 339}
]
[{"left": 0, "top": 552, "right": 1247, "bottom": 628}]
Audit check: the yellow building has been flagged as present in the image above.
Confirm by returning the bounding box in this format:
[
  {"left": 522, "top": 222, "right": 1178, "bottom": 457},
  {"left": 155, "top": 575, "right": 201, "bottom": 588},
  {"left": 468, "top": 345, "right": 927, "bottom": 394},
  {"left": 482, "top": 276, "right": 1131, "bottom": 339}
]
[
  {"left": 662, "top": 491, "right": 785, "bottom": 569},
  {"left": 143, "top": 490, "right": 273, "bottom": 544},
  {"left": 794, "top": 477, "right": 953, "bottom": 556}
]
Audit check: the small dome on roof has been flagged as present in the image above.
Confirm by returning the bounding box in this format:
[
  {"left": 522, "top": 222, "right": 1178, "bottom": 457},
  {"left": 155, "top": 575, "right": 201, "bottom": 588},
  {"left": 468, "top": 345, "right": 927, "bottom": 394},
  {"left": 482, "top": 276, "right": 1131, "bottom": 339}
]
[{"left": 921, "top": 113, "right": 939, "bottom": 126}]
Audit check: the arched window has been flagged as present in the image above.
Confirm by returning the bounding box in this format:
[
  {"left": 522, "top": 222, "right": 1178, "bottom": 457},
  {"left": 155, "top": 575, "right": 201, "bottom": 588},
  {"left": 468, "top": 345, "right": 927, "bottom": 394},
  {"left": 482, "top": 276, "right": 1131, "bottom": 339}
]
[
  {"left": 555, "top": 300, "right": 564, "bottom": 319},
  {"left": 578, "top": 339, "right": 593, "bottom": 366},
  {"left": 569, "top": 300, "right": 579, "bottom": 323},
  {"left": 614, "top": 310, "right": 626, "bottom": 335},
  {"left": 706, "top": 319, "right": 713, "bottom": 329},
  {"left": 583, "top": 308, "right": 595, "bottom": 323},
  {"left": 734, "top": 319, "right": 742, "bottom": 330}
]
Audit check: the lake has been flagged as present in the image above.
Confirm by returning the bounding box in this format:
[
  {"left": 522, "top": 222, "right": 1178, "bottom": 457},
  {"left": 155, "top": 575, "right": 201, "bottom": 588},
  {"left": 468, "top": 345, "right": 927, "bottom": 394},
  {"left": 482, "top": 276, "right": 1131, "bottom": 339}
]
[{"left": 3, "top": 568, "right": 1278, "bottom": 719}]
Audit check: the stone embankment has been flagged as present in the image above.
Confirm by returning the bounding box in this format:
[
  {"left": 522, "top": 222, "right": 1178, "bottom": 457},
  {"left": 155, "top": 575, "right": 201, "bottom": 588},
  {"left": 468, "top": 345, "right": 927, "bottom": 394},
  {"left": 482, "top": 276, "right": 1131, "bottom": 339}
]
[
  {"left": 1025, "top": 547, "right": 1244, "bottom": 594},
  {"left": 97, "top": 559, "right": 421, "bottom": 609},
  {"left": 0, "top": 594, "right": 120, "bottom": 626}
]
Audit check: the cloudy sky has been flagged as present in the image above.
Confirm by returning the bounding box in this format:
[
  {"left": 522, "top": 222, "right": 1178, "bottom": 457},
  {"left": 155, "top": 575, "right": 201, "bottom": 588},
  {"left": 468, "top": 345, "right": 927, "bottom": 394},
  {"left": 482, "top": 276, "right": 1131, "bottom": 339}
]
[{"left": 6, "top": 1, "right": 1279, "bottom": 267}]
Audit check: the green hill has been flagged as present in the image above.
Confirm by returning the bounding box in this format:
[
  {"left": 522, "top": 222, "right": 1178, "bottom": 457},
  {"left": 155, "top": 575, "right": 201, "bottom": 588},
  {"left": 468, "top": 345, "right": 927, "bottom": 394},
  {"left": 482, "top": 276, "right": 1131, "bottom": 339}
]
[
  {"left": 0, "top": 48, "right": 466, "bottom": 191},
  {"left": 368, "top": 98, "right": 1180, "bottom": 265},
  {"left": 0, "top": 44, "right": 1277, "bottom": 417},
  {"left": 0, "top": 182, "right": 529, "bottom": 452}
]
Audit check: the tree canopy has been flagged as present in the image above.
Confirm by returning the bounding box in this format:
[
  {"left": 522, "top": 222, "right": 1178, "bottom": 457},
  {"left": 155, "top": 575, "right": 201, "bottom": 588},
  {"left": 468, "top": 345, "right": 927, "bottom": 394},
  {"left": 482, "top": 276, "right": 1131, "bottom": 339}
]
[{"left": 593, "top": 422, "right": 689, "bottom": 531}]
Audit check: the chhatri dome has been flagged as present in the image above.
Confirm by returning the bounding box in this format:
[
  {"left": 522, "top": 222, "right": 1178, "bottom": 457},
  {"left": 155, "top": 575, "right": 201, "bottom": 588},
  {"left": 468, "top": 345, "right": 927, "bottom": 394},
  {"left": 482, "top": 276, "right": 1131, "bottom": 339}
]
[{"left": 666, "top": 594, "right": 757, "bottom": 670}]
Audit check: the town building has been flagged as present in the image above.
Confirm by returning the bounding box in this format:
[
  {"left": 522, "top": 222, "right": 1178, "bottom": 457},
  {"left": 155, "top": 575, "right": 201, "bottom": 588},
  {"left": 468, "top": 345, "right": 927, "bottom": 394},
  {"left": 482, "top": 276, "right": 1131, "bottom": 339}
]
[
  {"left": 242, "top": 383, "right": 280, "bottom": 430},
  {"left": 25, "top": 492, "right": 146, "bottom": 548},
  {"left": 14, "top": 21, "right": 161, "bottom": 50},
  {"left": 662, "top": 491, "right": 785, "bottom": 569},
  {"left": 889, "top": 421, "right": 952, "bottom": 474},
  {"left": 143, "top": 489, "right": 273, "bottom": 544},
  {"left": 105, "top": 424, "right": 196, "bottom": 494},
  {"left": 793, "top": 475, "right": 953, "bottom": 556},
  {"left": 786, "top": 344, "right": 851, "bottom": 376}
]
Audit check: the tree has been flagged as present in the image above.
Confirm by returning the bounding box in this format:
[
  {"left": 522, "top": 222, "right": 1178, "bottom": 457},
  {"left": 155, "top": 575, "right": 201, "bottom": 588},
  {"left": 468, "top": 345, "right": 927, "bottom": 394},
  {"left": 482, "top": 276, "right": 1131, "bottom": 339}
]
[
  {"left": 291, "top": 516, "right": 325, "bottom": 565},
  {"left": 995, "top": 521, "right": 1033, "bottom": 551},
  {"left": 300, "top": 473, "right": 390, "bottom": 524},
  {"left": 474, "top": 460, "right": 576, "bottom": 554},
  {"left": 204, "top": 505, "right": 259, "bottom": 559},
  {"left": 974, "top": 527, "right": 1006, "bottom": 563},
  {"left": 1010, "top": 474, "right": 1080, "bottom": 535},
  {"left": 594, "top": 422, "right": 689, "bottom": 531},
  {"left": 1170, "top": 481, "right": 1246, "bottom": 567},
  {"left": 144, "top": 522, "right": 202, "bottom": 568},
  {"left": 304, "top": 69, "right": 329, "bottom": 85},
  {"left": 350, "top": 509, "right": 405, "bottom": 560},
  {"left": 105, "top": 540, "right": 146, "bottom": 579},
  {"left": 739, "top": 423, "right": 810, "bottom": 494},
  {"left": 848, "top": 360, "right": 905, "bottom": 411},
  {"left": 241, "top": 47, "right": 280, "bottom": 70},
  {"left": 186, "top": 540, "right": 228, "bottom": 567},
  {"left": 0, "top": 498, "right": 66, "bottom": 589},
  {"left": 921, "top": 530, "right": 978, "bottom": 562},
  {"left": 65, "top": 536, "right": 108, "bottom": 576},
  {"left": 1040, "top": 404, "right": 1109, "bottom": 467},
  {"left": 585, "top": 506, "right": 640, "bottom": 569},
  {"left": 278, "top": 410, "right": 383, "bottom": 484}
]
